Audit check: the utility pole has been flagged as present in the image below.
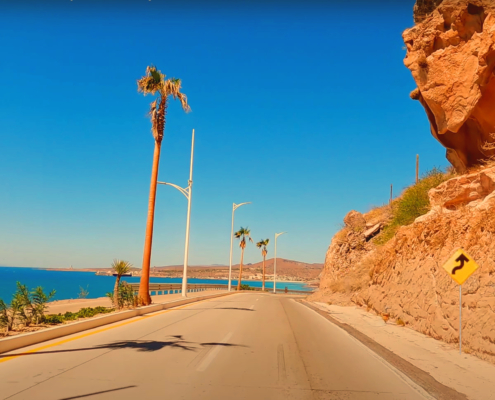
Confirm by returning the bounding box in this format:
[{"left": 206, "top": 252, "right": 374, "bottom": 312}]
[
  {"left": 416, "top": 154, "right": 419, "bottom": 184},
  {"left": 273, "top": 232, "right": 287, "bottom": 293},
  {"left": 157, "top": 129, "right": 195, "bottom": 298},
  {"left": 390, "top": 184, "right": 393, "bottom": 205},
  {"left": 228, "top": 202, "right": 251, "bottom": 291}
]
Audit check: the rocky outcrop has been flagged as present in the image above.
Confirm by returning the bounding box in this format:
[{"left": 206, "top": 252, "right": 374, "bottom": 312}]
[
  {"left": 414, "top": 0, "right": 445, "bottom": 23},
  {"left": 429, "top": 167, "right": 495, "bottom": 209},
  {"left": 343, "top": 210, "right": 366, "bottom": 230},
  {"left": 312, "top": 165, "right": 495, "bottom": 364},
  {"left": 363, "top": 223, "right": 381, "bottom": 239},
  {"left": 404, "top": 0, "right": 495, "bottom": 172}
]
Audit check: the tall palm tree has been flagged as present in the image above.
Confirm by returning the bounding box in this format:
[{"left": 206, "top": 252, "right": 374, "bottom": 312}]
[
  {"left": 137, "top": 66, "right": 191, "bottom": 305},
  {"left": 111, "top": 259, "right": 133, "bottom": 309},
  {"left": 256, "top": 239, "right": 270, "bottom": 291},
  {"left": 235, "top": 227, "right": 253, "bottom": 291}
]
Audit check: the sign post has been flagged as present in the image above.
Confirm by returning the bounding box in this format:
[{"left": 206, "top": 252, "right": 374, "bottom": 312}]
[
  {"left": 459, "top": 285, "right": 462, "bottom": 354},
  {"left": 442, "top": 248, "right": 479, "bottom": 355}
]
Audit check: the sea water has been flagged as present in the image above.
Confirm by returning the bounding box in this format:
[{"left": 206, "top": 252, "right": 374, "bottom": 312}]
[{"left": 0, "top": 266, "right": 311, "bottom": 301}]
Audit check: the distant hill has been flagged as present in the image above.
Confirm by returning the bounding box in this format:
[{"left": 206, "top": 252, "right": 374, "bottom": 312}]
[
  {"left": 57, "top": 258, "right": 323, "bottom": 282},
  {"left": 153, "top": 258, "right": 323, "bottom": 281}
]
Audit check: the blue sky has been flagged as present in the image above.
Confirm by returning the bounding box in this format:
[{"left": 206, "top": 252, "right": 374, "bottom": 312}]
[{"left": 0, "top": 0, "right": 449, "bottom": 269}]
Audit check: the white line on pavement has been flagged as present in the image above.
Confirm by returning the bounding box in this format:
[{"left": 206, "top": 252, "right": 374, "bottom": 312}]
[{"left": 196, "top": 332, "right": 233, "bottom": 372}]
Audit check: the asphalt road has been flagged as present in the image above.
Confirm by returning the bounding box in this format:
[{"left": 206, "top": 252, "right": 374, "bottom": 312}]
[{"left": 0, "top": 293, "right": 431, "bottom": 400}]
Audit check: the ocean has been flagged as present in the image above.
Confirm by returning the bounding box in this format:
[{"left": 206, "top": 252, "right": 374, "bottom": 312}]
[{"left": 0, "top": 266, "right": 311, "bottom": 302}]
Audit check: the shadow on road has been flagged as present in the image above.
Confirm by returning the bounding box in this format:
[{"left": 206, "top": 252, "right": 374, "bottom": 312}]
[
  {"left": 1, "top": 336, "right": 246, "bottom": 358},
  {"left": 58, "top": 385, "right": 136, "bottom": 399},
  {"left": 174, "top": 307, "right": 255, "bottom": 311}
]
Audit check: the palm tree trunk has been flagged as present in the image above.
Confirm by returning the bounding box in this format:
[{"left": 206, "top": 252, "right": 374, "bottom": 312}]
[
  {"left": 237, "top": 249, "right": 244, "bottom": 291},
  {"left": 262, "top": 256, "right": 266, "bottom": 291},
  {"left": 138, "top": 140, "right": 162, "bottom": 305},
  {"left": 113, "top": 276, "right": 121, "bottom": 309}
]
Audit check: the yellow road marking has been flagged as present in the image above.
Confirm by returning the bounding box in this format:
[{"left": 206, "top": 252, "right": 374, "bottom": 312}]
[{"left": 0, "top": 296, "right": 218, "bottom": 364}]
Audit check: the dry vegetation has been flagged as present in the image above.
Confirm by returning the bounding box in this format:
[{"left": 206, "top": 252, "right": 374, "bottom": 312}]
[{"left": 374, "top": 168, "right": 454, "bottom": 245}]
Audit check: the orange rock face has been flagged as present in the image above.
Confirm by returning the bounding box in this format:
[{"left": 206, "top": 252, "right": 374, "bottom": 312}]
[
  {"left": 404, "top": 0, "right": 495, "bottom": 172},
  {"left": 428, "top": 166, "right": 495, "bottom": 208},
  {"left": 312, "top": 165, "right": 495, "bottom": 364}
]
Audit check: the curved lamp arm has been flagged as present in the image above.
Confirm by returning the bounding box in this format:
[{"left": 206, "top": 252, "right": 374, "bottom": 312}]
[
  {"left": 157, "top": 181, "right": 190, "bottom": 200},
  {"left": 233, "top": 202, "right": 251, "bottom": 211}
]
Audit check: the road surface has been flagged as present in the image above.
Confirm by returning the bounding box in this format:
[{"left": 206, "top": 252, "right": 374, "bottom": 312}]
[{"left": 0, "top": 293, "right": 431, "bottom": 399}]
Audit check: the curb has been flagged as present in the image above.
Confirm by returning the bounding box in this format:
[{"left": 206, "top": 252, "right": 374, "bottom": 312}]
[{"left": 0, "top": 291, "right": 233, "bottom": 354}]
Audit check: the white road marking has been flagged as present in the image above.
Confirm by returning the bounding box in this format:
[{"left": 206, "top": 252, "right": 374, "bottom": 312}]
[{"left": 196, "top": 332, "right": 233, "bottom": 372}]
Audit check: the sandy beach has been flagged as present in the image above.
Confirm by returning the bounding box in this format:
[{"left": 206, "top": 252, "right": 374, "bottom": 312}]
[{"left": 46, "top": 291, "right": 223, "bottom": 314}]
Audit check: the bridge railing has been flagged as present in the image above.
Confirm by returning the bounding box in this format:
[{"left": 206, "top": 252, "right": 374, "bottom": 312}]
[
  {"left": 125, "top": 282, "right": 314, "bottom": 296},
  {"left": 126, "top": 282, "right": 229, "bottom": 296},
  {"left": 250, "top": 287, "right": 313, "bottom": 295}
]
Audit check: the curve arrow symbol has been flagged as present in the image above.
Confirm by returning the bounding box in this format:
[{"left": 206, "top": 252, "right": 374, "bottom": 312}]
[{"left": 452, "top": 254, "right": 469, "bottom": 275}]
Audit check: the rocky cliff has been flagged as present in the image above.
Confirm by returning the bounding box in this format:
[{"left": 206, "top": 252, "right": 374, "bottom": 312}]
[
  {"left": 311, "top": 165, "right": 495, "bottom": 363},
  {"left": 413, "top": 0, "right": 445, "bottom": 23},
  {"left": 404, "top": 0, "right": 495, "bottom": 172}
]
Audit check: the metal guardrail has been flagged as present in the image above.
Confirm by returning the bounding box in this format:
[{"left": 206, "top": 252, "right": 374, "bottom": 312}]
[
  {"left": 273, "top": 288, "right": 313, "bottom": 294},
  {"left": 250, "top": 287, "right": 313, "bottom": 294},
  {"left": 126, "top": 282, "right": 314, "bottom": 296},
  {"left": 126, "top": 283, "right": 228, "bottom": 295}
]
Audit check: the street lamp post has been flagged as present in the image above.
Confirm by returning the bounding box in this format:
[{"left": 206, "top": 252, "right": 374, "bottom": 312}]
[
  {"left": 273, "top": 232, "right": 287, "bottom": 294},
  {"left": 228, "top": 202, "right": 251, "bottom": 291},
  {"left": 157, "top": 129, "right": 195, "bottom": 298}
]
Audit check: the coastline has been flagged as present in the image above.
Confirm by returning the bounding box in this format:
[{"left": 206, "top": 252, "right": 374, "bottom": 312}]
[
  {"left": 39, "top": 268, "right": 312, "bottom": 285},
  {"left": 0, "top": 267, "right": 315, "bottom": 302}
]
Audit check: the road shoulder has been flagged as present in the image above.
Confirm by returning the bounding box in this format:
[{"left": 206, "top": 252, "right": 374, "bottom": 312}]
[{"left": 302, "top": 300, "right": 495, "bottom": 400}]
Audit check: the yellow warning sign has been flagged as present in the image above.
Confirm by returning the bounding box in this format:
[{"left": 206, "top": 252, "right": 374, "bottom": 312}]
[{"left": 442, "top": 249, "right": 479, "bottom": 285}]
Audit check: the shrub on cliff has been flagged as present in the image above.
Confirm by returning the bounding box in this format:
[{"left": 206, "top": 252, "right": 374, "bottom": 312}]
[{"left": 375, "top": 168, "right": 453, "bottom": 245}]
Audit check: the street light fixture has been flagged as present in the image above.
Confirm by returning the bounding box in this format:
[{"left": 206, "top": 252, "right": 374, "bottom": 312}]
[
  {"left": 157, "top": 129, "right": 195, "bottom": 298},
  {"left": 228, "top": 201, "right": 251, "bottom": 291},
  {"left": 273, "top": 232, "right": 287, "bottom": 294}
]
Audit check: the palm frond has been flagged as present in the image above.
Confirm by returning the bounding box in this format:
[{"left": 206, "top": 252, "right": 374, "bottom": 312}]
[
  {"left": 163, "top": 78, "right": 191, "bottom": 112},
  {"left": 176, "top": 92, "right": 191, "bottom": 112},
  {"left": 235, "top": 227, "right": 253, "bottom": 248},
  {"left": 256, "top": 238, "right": 270, "bottom": 255},
  {"left": 137, "top": 66, "right": 165, "bottom": 95},
  {"left": 111, "top": 259, "right": 133, "bottom": 276},
  {"left": 149, "top": 66, "right": 164, "bottom": 84},
  {"left": 137, "top": 66, "right": 190, "bottom": 143}
]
